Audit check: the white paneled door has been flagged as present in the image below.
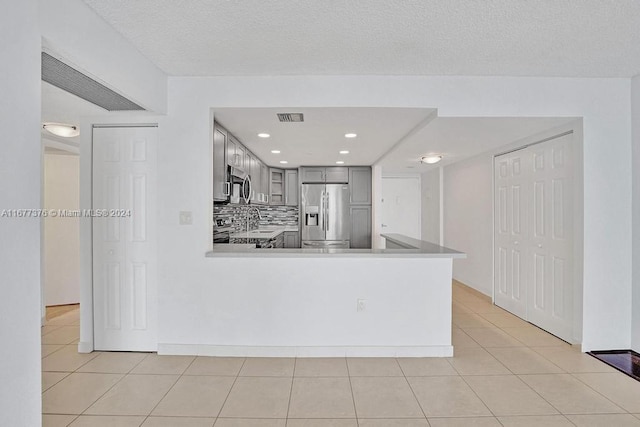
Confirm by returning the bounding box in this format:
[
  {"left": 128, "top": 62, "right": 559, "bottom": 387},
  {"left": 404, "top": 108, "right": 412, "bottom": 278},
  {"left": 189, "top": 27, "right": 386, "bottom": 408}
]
[
  {"left": 494, "top": 151, "right": 528, "bottom": 319},
  {"left": 92, "top": 126, "right": 158, "bottom": 351},
  {"left": 494, "top": 133, "right": 574, "bottom": 342}
]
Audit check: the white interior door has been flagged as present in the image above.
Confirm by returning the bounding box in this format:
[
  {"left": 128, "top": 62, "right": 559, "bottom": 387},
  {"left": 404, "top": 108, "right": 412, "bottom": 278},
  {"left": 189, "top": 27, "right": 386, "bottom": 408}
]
[
  {"left": 381, "top": 176, "right": 421, "bottom": 240},
  {"left": 526, "top": 135, "right": 573, "bottom": 340},
  {"left": 92, "top": 126, "right": 158, "bottom": 351},
  {"left": 493, "top": 133, "right": 574, "bottom": 342},
  {"left": 494, "top": 152, "right": 528, "bottom": 318}
]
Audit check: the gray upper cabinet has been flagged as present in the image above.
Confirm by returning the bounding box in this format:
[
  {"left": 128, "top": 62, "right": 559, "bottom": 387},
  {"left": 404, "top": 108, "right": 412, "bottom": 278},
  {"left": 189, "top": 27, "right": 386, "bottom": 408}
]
[
  {"left": 350, "top": 206, "right": 372, "bottom": 249},
  {"left": 261, "top": 163, "right": 269, "bottom": 204},
  {"left": 325, "top": 167, "right": 349, "bottom": 183},
  {"left": 285, "top": 169, "right": 298, "bottom": 206},
  {"left": 235, "top": 143, "right": 246, "bottom": 170},
  {"left": 227, "top": 135, "right": 245, "bottom": 169},
  {"left": 248, "top": 153, "right": 260, "bottom": 203},
  {"left": 349, "top": 167, "right": 372, "bottom": 205},
  {"left": 300, "top": 167, "right": 325, "bottom": 183},
  {"left": 300, "top": 167, "right": 348, "bottom": 183},
  {"left": 212, "top": 125, "right": 228, "bottom": 201},
  {"left": 269, "top": 168, "right": 284, "bottom": 205}
]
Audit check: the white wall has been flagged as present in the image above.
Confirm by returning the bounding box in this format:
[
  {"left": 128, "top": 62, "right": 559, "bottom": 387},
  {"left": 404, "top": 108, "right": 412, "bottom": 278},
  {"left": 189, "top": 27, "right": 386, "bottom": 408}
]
[
  {"left": 38, "top": 0, "right": 167, "bottom": 113},
  {"left": 421, "top": 168, "right": 441, "bottom": 245},
  {"left": 632, "top": 74, "right": 640, "bottom": 352},
  {"left": 153, "top": 76, "right": 630, "bottom": 352},
  {"left": 443, "top": 154, "right": 494, "bottom": 295},
  {"left": 0, "top": 1, "right": 42, "bottom": 425},
  {"left": 44, "top": 153, "right": 80, "bottom": 306},
  {"left": 381, "top": 175, "right": 421, "bottom": 240}
]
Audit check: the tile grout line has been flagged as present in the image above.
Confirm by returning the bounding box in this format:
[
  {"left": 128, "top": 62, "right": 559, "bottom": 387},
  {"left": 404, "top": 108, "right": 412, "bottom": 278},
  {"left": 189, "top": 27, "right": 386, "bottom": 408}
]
[
  {"left": 213, "top": 356, "right": 248, "bottom": 424},
  {"left": 463, "top": 300, "right": 583, "bottom": 425},
  {"left": 284, "top": 357, "right": 297, "bottom": 426},
  {"left": 140, "top": 355, "right": 198, "bottom": 425},
  {"left": 396, "top": 357, "right": 430, "bottom": 423},
  {"left": 344, "top": 357, "right": 360, "bottom": 427},
  {"left": 566, "top": 371, "right": 633, "bottom": 415}
]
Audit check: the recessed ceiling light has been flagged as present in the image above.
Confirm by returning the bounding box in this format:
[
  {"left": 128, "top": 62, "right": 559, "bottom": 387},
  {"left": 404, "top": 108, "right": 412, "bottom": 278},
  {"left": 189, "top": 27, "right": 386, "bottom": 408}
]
[
  {"left": 336, "top": 161, "right": 345, "bottom": 164},
  {"left": 258, "top": 133, "right": 270, "bottom": 138},
  {"left": 279, "top": 160, "right": 288, "bottom": 164},
  {"left": 420, "top": 155, "right": 443, "bottom": 164},
  {"left": 344, "top": 133, "right": 357, "bottom": 138},
  {"left": 339, "top": 150, "right": 349, "bottom": 154},
  {"left": 42, "top": 122, "right": 79, "bottom": 138},
  {"left": 271, "top": 150, "right": 281, "bottom": 154}
]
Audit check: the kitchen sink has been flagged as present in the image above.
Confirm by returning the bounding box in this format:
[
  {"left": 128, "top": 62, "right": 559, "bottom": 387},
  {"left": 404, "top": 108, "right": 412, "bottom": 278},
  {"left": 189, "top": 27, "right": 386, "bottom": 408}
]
[{"left": 254, "top": 230, "right": 274, "bottom": 233}]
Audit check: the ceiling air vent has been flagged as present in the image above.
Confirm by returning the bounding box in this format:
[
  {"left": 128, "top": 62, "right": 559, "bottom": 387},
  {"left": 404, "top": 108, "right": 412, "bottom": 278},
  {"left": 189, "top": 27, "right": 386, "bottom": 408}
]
[
  {"left": 41, "top": 52, "right": 145, "bottom": 112},
  {"left": 277, "top": 113, "right": 304, "bottom": 122}
]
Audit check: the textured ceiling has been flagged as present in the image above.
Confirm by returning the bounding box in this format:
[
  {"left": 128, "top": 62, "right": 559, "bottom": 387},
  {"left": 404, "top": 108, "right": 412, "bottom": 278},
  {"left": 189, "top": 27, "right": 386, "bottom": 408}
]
[{"left": 82, "top": 0, "right": 640, "bottom": 77}]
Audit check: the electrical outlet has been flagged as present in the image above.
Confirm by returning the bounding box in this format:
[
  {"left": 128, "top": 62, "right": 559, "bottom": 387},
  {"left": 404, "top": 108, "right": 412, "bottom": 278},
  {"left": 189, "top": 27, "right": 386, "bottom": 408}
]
[{"left": 357, "top": 299, "right": 366, "bottom": 312}]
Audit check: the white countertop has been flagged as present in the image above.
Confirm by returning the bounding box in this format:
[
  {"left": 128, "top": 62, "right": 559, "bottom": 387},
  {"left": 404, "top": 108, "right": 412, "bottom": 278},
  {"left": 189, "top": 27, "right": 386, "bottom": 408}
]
[
  {"left": 208, "top": 233, "right": 466, "bottom": 258},
  {"left": 230, "top": 226, "right": 298, "bottom": 240}
]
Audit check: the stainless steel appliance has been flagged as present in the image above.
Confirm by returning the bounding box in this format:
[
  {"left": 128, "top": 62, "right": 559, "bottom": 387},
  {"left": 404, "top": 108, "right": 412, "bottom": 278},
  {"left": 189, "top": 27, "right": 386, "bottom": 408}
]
[
  {"left": 301, "top": 184, "right": 350, "bottom": 248},
  {"left": 228, "top": 166, "right": 252, "bottom": 204}
]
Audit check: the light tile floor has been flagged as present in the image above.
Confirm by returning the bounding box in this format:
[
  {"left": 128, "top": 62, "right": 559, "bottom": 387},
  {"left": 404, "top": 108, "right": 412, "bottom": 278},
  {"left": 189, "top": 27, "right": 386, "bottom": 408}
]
[{"left": 42, "top": 283, "right": 640, "bottom": 426}]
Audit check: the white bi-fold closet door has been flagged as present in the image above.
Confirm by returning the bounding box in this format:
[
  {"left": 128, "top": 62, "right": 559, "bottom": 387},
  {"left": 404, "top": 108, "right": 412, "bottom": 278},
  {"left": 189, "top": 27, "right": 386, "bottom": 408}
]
[
  {"left": 494, "top": 132, "right": 574, "bottom": 343},
  {"left": 92, "top": 125, "right": 158, "bottom": 351}
]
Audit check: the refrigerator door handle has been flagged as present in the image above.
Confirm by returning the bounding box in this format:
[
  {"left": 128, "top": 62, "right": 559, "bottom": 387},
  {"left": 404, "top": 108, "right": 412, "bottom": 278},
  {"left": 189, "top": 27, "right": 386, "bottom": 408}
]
[
  {"left": 325, "top": 193, "right": 329, "bottom": 231},
  {"left": 321, "top": 191, "right": 326, "bottom": 231}
]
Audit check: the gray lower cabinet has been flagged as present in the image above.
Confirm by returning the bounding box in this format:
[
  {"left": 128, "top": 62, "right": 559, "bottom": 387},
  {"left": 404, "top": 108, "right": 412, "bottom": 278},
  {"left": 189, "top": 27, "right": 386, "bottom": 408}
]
[
  {"left": 285, "top": 169, "right": 298, "bottom": 206},
  {"left": 284, "top": 231, "right": 300, "bottom": 248},
  {"left": 349, "top": 167, "right": 372, "bottom": 205},
  {"left": 350, "top": 206, "right": 371, "bottom": 249}
]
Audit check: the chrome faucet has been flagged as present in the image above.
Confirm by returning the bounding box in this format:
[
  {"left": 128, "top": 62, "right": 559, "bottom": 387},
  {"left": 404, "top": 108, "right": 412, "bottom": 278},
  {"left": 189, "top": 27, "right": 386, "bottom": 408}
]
[{"left": 245, "top": 206, "right": 263, "bottom": 240}]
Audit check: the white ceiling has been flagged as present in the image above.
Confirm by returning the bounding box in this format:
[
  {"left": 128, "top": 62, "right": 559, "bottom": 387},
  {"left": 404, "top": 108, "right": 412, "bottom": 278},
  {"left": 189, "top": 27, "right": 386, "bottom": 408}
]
[
  {"left": 213, "top": 108, "right": 434, "bottom": 168},
  {"left": 41, "top": 81, "right": 106, "bottom": 142},
  {"left": 82, "top": 0, "right": 640, "bottom": 77},
  {"left": 379, "top": 116, "right": 578, "bottom": 173}
]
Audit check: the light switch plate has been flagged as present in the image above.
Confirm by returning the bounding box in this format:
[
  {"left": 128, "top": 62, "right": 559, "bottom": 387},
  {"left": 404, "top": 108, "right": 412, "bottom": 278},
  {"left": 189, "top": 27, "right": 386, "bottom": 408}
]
[{"left": 179, "top": 211, "right": 193, "bottom": 225}]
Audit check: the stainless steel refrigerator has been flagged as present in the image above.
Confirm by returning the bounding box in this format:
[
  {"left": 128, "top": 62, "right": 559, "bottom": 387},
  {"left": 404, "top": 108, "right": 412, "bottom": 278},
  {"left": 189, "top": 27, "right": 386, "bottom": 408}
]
[{"left": 301, "top": 184, "right": 350, "bottom": 248}]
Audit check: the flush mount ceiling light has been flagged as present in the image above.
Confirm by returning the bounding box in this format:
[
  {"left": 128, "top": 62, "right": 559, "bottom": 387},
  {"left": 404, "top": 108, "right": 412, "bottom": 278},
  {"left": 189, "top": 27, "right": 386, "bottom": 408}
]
[
  {"left": 339, "top": 150, "right": 350, "bottom": 154},
  {"left": 271, "top": 150, "right": 281, "bottom": 154},
  {"left": 344, "top": 133, "right": 357, "bottom": 138},
  {"left": 42, "top": 123, "right": 79, "bottom": 138},
  {"left": 421, "top": 155, "right": 443, "bottom": 164},
  {"left": 257, "top": 133, "right": 270, "bottom": 138},
  {"left": 336, "top": 160, "right": 345, "bottom": 164},
  {"left": 279, "top": 160, "right": 288, "bottom": 164}
]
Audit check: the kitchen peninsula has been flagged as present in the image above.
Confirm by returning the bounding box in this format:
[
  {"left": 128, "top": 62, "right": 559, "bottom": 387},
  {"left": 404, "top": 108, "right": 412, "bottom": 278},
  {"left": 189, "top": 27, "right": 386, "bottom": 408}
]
[{"left": 158, "top": 235, "right": 465, "bottom": 358}]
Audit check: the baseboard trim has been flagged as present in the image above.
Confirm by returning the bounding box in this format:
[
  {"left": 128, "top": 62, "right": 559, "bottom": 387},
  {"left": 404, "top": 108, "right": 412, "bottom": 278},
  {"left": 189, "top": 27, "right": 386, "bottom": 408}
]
[
  {"left": 77, "top": 341, "right": 93, "bottom": 354},
  {"left": 453, "top": 279, "right": 491, "bottom": 302},
  {"left": 157, "top": 344, "right": 453, "bottom": 358}
]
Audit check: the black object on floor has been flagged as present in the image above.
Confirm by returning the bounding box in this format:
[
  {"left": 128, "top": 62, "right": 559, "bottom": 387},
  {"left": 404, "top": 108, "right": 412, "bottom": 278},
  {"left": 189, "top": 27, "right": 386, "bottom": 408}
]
[{"left": 588, "top": 350, "right": 640, "bottom": 382}]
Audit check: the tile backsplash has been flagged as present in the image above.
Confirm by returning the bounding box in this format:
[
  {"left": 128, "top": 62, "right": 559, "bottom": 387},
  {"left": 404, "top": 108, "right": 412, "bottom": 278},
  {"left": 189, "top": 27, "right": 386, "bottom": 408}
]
[{"left": 213, "top": 203, "right": 299, "bottom": 235}]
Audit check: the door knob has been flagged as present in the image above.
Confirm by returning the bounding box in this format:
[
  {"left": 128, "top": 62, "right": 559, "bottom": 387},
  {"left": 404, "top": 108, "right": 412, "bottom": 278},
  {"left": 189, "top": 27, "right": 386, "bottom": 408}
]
[
  {"left": 381, "top": 224, "right": 388, "bottom": 228},
  {"left": 537, "top": 244, "right": 543, "bottom": 248}
]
